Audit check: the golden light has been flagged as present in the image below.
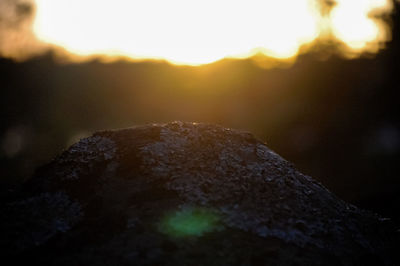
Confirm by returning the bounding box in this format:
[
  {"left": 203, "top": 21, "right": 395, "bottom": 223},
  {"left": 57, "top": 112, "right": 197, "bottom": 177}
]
[
  {"left": 32, "top": 0, "right": 394, "bottom": 65},
  {"left": 330, "top": 0, "right": 393, "bottom": 51}
]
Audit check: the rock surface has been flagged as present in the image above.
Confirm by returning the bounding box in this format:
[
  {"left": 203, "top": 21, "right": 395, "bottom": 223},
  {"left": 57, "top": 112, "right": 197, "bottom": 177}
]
[{"left": 1, "top": 122, "right": 398, "bottom": 265}]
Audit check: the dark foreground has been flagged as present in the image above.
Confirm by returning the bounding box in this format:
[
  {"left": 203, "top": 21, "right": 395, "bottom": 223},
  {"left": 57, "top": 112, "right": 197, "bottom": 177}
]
[{"left": 1, "top": 122, "right": 398, "bottom": 265}]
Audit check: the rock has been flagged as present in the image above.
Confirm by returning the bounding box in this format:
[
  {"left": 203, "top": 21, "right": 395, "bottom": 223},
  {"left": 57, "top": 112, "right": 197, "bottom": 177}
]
[{"left": 1, "top": 122, "right": 398, "bottom": 265}]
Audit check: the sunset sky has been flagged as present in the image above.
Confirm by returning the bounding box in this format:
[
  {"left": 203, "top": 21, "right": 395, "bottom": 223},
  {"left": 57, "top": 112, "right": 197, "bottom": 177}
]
[{"left": 0, "top": 0, "right": 396, "bottom": 64}]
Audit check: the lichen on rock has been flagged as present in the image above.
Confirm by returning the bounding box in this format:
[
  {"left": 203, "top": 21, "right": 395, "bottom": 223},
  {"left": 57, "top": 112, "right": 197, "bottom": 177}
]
[
  {"left": 1, "top": 122, "right": 398, "bottom": 265},
  {"left": 56, "top": 135, "right": 117, "bottom": 180}
]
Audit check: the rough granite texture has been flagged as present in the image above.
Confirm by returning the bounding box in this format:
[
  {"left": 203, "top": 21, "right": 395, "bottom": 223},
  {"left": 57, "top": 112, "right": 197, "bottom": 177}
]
[{"left": 1, "top": 122, "right": 398, "bottom": 265}]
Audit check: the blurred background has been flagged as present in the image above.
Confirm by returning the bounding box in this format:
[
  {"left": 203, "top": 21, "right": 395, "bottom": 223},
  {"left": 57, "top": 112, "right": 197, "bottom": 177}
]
[{"left": 1, "top": 0, "right": 399, "bottom": 222}]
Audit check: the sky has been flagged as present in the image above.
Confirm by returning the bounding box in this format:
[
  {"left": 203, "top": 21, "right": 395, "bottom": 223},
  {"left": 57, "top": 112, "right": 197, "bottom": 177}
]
[{"left": 0, "top": 0, "right": 396, "bottom": 64}]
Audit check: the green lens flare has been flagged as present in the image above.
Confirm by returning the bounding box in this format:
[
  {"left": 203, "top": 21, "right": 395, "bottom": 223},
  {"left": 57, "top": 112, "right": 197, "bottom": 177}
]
[{"left": 159, "top": 207, "right": 220, "bottom": 237}]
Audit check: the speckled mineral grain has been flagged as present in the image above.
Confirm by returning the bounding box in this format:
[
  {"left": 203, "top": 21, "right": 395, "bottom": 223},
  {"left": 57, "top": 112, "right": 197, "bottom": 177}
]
[{"left": 1, "top": 122, "right": 398, "bottom": 265}]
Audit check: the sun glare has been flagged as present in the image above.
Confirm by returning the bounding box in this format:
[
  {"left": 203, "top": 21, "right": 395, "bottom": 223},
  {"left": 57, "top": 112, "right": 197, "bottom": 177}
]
[
  {"left": 32, "top": 0, "right": 393, "bottom": 65},
  {"left": 330, "top": 0, "right": 392, "bottom": 51}
]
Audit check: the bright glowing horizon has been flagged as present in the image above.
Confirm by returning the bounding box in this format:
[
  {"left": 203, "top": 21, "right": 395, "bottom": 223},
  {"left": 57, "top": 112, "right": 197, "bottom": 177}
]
[{"left": 32, "top": 0, "right": 393, "bottom": 65}]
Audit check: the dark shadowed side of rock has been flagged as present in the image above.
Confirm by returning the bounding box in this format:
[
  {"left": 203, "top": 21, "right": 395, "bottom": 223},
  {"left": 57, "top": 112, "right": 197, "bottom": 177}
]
[{"left": 1, "top": 122, "right": 398, "bottom": 265}]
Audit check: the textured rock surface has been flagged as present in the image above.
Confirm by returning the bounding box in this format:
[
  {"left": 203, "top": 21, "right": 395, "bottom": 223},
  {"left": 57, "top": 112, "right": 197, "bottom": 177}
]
[{"left": 1, "top": 122, "right": 398, "bottom": 265}]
